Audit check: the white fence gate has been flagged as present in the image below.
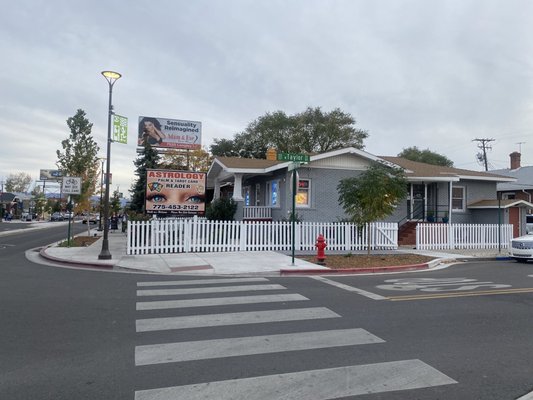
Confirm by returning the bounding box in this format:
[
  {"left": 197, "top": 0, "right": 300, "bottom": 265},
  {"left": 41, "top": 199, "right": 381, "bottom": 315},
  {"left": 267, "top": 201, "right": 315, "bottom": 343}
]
[
  {"left": 416, "top": 223, "right": 513, "bottom": 250},
  {"left": 127, "top": 219, "right": 398, "bottom": 255}
]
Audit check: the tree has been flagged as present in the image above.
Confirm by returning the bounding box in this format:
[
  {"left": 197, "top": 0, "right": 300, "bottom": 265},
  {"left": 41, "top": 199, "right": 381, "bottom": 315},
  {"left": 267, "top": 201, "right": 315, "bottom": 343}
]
[
  {"left": 398, "top": 146, "right": 454, "bottom": 167},
  {"left": 110, "top": 189, "right": 122, "bottom": 215},
  {"left": 129, "top": 141, "right": 160, "bottom": 213},
  {"left": 5, "top": 172, "right": 32, "bottom": 193},
  {"left": 210, "top": 107, "right": 368, "bottom": 158},
  {"left": 56, "top": 109, "right": 100, "bottom": 211},
  {"left": 338, "top": 162, "right": 407, "bottom": 254},
  {"left": 160, "top": 148, "right": 213, "bottom": 172}
]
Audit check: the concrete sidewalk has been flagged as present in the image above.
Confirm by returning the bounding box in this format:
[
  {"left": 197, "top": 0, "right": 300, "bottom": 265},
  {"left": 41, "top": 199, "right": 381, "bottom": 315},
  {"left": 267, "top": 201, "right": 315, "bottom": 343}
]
[
  {"left": 37, "top": 226, "right": 511, "bottom": 275},
  {"left": 40, "top": 229, "right": 330, "bottom": 275}
]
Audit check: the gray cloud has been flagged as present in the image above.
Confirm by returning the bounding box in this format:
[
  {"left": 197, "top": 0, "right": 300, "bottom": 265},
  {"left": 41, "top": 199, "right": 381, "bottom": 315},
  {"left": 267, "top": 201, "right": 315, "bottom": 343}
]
[{"left": 2, "top": 0, "right": 533, "bottom": 194}]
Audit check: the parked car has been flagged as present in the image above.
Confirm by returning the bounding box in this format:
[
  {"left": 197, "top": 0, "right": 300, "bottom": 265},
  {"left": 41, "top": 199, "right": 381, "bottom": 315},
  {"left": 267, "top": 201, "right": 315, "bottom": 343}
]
[
  {"left": 526, "top": 215, "right": 533, "bottom": 234},
  {"left": 50, "top": 212, "right": 65, "bottom": 221},
  {"left": 82, "top": 214, "right": 99, "bottom": 224},
  {"left": 21, "top": 212, "right": 32, "bottom": 221},
  {"left": 509, "top": 234, "right": 533, "bottom": 262}
]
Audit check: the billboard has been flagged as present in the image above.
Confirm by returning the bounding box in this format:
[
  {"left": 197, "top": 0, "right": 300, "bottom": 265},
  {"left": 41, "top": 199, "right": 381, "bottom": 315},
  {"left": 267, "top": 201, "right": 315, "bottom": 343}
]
[
  {"left": 138, "top": 116, "right": 201, "bottom": 150},
  {"left": 40, "top": 169, "right": 63, "bottom": 181},
  {"left": 145, "top": 169, "right": 206, "bottom": 216}
]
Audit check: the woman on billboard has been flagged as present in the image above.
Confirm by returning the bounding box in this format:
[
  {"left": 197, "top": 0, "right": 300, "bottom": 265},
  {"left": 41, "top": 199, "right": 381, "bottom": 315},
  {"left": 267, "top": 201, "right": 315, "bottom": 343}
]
[{"left": 138, "top": 117, "right": 166, "bottom": 146}]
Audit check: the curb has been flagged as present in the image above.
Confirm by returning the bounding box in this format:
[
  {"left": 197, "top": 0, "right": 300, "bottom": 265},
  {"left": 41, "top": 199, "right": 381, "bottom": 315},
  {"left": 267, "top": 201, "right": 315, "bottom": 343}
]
[
  {"left": 39, "top": 246, "right": 114, "bottom": 270},
  {"left": 280, "top": 262, "right": 431, "bottom": 276}
]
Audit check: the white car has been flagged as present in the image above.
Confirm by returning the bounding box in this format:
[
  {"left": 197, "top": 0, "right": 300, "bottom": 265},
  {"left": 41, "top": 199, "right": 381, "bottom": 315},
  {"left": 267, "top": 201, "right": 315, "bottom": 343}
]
[{"left": 509, "top": 234, "right": 533, "bottom": 262}]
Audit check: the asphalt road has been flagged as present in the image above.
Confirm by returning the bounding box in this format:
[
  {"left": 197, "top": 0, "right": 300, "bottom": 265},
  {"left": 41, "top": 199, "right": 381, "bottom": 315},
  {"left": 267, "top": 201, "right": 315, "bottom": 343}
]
[{"left": 1, "top": 225, "right": 533, "bottom": 399}]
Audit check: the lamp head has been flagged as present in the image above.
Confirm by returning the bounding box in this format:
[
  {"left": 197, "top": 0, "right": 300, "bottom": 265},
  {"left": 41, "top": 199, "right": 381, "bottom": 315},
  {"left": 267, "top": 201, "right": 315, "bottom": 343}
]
[{"left": 101, "top": 70, "right": 122, "bottom": 84}]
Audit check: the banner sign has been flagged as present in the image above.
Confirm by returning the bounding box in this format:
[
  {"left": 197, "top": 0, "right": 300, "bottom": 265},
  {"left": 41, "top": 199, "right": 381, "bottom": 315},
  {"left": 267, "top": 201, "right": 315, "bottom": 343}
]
[
  {"left": 145, "top": 169, "right": 206, "bottom": 216},
  {"left": 138, "top": 116, "right": 201, "bottom": 150},
  {"left": 62, "top": 177, "right": 82, "bottom": 195},
  {"left": 113, "top": 114, "right": 128, "bottom": 144},
  {"left": 40, "top": 169, "right": 63, "bottom": 181}
]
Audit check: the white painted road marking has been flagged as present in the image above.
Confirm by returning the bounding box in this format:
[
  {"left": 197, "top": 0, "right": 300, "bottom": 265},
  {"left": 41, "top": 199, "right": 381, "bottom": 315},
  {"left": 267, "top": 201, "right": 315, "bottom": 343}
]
[
  {"left": 137, "top": 278, "right": 269, "bottom": 287},
  {"left": 136, "top": 293, "right": 309, "bottom": 310},
  {"left": 377, "top": 277, "right": 511, "bottom": 292},
  {"left": 135, "top": 328, "right": 384, "bottom": 365},
  {"left": 134, "top": 359, "right": 457, "bottom": 400},
  {"left": 136, "top": 307, "right": 340, "bottom": 332},
  {"left": 137, "top": 284, "right": 286, "bottom": 297},
  {"left": 310, "top": 276, "right": 387, "bottom": 300}
]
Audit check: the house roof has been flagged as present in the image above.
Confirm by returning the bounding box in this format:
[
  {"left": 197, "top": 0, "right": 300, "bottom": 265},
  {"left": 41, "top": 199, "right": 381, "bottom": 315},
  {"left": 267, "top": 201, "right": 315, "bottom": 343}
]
[
  {"left": 467, "top": 199, "right": 533, "bottom": 209},
  {"left": 0, "top": 192, "right": 16, "bottom": 203},
  {"left": 212, "top": 157, "right": 285, "bottom": 170},
  {"left": 491, "top": 166, "right": 533, "bottom": 191},
  {"left": 207, "top": 147, "right": 517, "bottom": 186},
  {"left": 380, "top": 157, "right": 516, "bottom": 182}
]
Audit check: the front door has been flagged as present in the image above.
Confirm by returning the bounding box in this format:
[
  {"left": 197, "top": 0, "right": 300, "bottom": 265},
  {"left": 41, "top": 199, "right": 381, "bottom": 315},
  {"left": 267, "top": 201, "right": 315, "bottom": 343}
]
[
  {"left": 509, "top": 207, "right": 520, "bottom": 237},
  {"left": 408, "top": 184, "right": 425, "bottom": 220}
]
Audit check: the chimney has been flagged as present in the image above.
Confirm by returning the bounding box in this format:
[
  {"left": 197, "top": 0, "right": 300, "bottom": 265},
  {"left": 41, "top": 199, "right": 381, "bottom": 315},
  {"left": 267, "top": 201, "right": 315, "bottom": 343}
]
[{"left": 510, "top": 151, "right": 521, "bottom": 169}]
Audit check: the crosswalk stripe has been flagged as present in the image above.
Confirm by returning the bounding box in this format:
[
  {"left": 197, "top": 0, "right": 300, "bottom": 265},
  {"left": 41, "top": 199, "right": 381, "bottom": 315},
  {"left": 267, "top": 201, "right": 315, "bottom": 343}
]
[
  {"left": 137, "top": 284, "right": 286, "bottom": 297},
  {"left": 137, "top": 278, "right": 269, "bottom": 287},
  {"left": 134, "top": 359, "right": 457, "bottom": 399},
  {"left": 136, "top": 293, "right": 308, "bottom": 311},
  {"left": 136, "top": 307, "right": 340, "bottom": 332},
  {"left": 135, "top": 328, "right": 384, "bottom": 366}
]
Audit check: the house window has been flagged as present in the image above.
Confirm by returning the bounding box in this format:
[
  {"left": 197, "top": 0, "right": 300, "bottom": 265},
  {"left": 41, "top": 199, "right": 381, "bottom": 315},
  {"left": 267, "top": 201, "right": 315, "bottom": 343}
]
[
  {"left": 452, "top": 186, "right": 465, "bottom": 211},
  {"left": 266, "top": 180, "right": 279, "bottom": 207},
  {"left": 296, "top": 179, "right": 310, "bottom": 207}
]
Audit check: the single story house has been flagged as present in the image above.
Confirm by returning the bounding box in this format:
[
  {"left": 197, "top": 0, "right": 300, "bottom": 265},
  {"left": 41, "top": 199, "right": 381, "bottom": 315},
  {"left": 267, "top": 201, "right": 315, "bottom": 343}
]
[{"left": 206, "top": 147, "right": 532, "bottom": 237}]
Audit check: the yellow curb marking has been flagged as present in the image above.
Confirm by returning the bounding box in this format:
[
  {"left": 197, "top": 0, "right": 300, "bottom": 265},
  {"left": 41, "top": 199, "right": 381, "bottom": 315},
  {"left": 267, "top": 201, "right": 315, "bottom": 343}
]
[{"left": 388, "top": 287, "right": 533, "bottom": 301}]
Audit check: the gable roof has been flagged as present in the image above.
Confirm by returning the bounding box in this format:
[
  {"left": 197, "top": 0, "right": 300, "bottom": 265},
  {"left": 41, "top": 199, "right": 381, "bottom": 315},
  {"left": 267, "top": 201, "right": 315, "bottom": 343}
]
[
  {"left": 491, "top": 166, "right": 533, "bottom": 191},
  {"left": 380, "top": 157, "right": 516, "bottom": 182},
  {"left": 207, "top": 147, "right": 516, "bottom": 186}
]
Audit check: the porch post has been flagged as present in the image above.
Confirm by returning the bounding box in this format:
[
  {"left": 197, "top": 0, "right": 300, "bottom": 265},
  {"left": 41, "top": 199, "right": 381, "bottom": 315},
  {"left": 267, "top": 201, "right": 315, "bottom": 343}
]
[
  {"left": 424, "top": 183, "right": 428, "bottom": 220},
  {"left": 232, "top": 173, "right": 244, "bottom": 201},
  {"left": 448, "top": 181, "right": 453, "bottom": 224},
  {"left": 213, "top": 179, "right": 221, "bottom": 200}
]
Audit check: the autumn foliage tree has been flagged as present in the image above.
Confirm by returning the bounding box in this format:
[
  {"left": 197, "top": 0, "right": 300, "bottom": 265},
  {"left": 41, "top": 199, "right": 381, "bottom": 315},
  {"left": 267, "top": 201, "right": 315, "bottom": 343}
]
[{"left": 56, "top": 109, "right": 100, "bottom": 211}]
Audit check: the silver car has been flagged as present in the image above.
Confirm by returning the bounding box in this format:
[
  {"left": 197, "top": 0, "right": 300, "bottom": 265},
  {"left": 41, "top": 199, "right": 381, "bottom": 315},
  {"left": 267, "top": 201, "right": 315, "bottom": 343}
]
[{"left": 509, "top": 234, "right": 533, "bottom": 262}]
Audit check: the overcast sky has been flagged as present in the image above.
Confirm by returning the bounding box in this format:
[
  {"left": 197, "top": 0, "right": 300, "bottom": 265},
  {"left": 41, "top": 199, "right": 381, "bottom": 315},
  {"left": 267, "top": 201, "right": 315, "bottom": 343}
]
[{"left": 2, "top": 0, "right": 533, "bottom": 196}]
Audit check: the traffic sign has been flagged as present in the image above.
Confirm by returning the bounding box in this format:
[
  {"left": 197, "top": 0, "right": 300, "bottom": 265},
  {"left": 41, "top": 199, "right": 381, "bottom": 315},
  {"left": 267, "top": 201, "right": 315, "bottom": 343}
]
[{"left": 277, "top": 152, "right": 310, "bottom": 162}]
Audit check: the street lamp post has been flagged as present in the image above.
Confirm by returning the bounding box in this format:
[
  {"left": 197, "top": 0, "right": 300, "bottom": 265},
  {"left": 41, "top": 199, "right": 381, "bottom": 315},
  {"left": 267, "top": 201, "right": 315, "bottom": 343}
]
[
  {"left": 97, "top": 157, "right": 106, "bottom": 231},
  {"left": 98, "top": 70, "right": 121, "bottom": 260}
]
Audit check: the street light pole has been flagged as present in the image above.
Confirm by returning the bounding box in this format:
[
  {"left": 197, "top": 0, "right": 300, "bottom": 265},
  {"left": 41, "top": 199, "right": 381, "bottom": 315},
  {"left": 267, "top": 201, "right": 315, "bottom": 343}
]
[
  {"left": 98, "top": 157, "right": 105, "bottom": 231},
  {"left": 98, "top": 70, "right": 121, "bottom": 260}
]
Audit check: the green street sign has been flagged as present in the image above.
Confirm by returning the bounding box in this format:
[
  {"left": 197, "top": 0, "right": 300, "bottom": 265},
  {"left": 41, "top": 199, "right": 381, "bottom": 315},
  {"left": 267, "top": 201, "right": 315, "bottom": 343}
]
[
  {"left": 113, "top": 114, "right": 128, "bottom": 144},
  {"left": 277, "top": 152, "right": 310, "bottom": 162}
]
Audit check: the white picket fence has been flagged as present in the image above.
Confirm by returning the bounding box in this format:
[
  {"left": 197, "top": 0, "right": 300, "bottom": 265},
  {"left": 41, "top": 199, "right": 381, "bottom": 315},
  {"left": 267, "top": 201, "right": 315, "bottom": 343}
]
[
  {"left": 416, "top": 223, "right": 513, "bottom": 250},
  {"left": 127, "top": 218, "right": 398, "bottom": 255}
]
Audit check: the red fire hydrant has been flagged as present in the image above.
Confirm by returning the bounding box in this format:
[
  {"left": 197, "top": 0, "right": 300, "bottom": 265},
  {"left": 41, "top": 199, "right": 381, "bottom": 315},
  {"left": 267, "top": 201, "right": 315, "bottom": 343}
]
[{"left": 315, "top": 234, "right": 327, "bottom": 265}]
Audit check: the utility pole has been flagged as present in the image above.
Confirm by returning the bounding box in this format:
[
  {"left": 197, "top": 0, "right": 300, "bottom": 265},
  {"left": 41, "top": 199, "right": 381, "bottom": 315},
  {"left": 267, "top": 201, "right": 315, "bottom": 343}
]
[{"left": 473, "top": 138, "right": 495, "bottom": 171}]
